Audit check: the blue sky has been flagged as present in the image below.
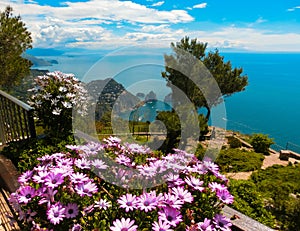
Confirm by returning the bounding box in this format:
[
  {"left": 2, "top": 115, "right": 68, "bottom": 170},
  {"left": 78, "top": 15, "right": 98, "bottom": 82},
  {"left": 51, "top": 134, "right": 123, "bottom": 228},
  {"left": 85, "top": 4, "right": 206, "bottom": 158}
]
[{"left": 1, "top": 0, "right": 300, "bottom": 52}]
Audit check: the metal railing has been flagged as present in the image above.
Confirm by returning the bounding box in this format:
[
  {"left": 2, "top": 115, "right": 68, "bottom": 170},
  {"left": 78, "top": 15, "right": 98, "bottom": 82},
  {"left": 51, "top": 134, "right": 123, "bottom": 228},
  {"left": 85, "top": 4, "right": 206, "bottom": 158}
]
[{"left": 0, "top": 90, "right": 36, "bottom": 145}]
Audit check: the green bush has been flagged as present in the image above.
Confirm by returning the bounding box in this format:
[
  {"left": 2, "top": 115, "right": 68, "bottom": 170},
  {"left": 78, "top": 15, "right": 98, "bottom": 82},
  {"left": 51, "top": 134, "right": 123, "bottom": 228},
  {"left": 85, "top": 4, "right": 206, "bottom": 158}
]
[
  {"left": 250, "top": 164, "right": 300, "bottom": 230},
  {"left": 0, "top": 136, "right": 75, "bottom": 172},
  {"left": 227, "top": 136, "right": 242, "bottom": 148},
  {"left": 156, "top": 111, "right": 181, "bottom": 153},
  {"left": 156, "top": 110, "right": 208, "bottom": 154},
  {"left": 28, "top": 71, "right": 88, "bottom": 139},
  {"left": 198, "top": 114, "right": 209, "bottom": 139},
  {"left": 228, "top": 180, "right": 275, "bottom": 228},
  {"left": 216, "top": 149, "right": 264, "bottom": 172},
  {"left": 251, "top": 164, "right": 300, "bottom": 197},
  {"left": 250, "top": 133, "right": 274, "bottom": 155},
  {"left": 284, "top": 197, "right": 300, "bottom": 231},
  {"left": 194, "top": 143, "right": 205, "bottom": 160}
]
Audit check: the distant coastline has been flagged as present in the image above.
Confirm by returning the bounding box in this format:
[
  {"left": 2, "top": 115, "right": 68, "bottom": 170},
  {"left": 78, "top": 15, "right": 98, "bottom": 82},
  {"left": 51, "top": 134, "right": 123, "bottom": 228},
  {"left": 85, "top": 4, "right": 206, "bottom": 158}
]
[{"left": 23, "top": 53, "right": 58, "bottom": 67}]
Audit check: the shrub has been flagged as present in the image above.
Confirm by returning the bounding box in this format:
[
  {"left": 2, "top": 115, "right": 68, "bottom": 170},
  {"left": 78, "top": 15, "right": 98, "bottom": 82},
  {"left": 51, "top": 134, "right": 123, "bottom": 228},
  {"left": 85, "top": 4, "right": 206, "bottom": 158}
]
[
  {"left": 155, "top": 111, "right": 209, "bottom": 153},
  {"left": 194, "top": 143, "right": 205, "bottom": 160},
  {"left": 198, "top": 114, "right": 209, "bottom": 139},
  {"left": 228, "top": 180, "right": 275, "bottom": 228},
  {"left": 0, "top": 136, "right": 75, "bottom": 172},
  {"left": 284, "top": 197, "right": 300, "bottom": 231},
  {"left": 250, "top": 164, "right": 300, "bottom": 230},
  {"left": 9, "top": 137, "right": 234, "bottom": 231},
  {"left": 216, "top": 149, "right": 264, "bottom": 172},
  {"left": 227, "top": 136, "right": 242, "bottom": 149},
  {"left": 28, "top": 71, "right": 88, "bottom": 139},
  {"left": 250, "top": 133, "right": 274, "bottom": 155},
  {"left": 251, "top": 164, "right": 300, "bottom": 197}
]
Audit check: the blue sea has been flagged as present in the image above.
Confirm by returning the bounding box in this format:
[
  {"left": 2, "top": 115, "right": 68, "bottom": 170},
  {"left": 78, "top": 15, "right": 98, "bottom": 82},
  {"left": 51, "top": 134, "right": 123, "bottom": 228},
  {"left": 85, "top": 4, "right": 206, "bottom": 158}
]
[{"left": 34, "top": 51, "right": 300, "bottom": 152}]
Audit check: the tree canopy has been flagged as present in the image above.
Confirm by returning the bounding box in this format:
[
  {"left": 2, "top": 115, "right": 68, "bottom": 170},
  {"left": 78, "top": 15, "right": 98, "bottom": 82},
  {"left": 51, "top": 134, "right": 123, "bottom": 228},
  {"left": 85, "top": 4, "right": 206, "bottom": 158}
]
[
  {"left": 0, "top": 6, "right": 32, "bottom": 91},
  {"left": 162, "top": 37, "right": 248, "bottom": 120}
]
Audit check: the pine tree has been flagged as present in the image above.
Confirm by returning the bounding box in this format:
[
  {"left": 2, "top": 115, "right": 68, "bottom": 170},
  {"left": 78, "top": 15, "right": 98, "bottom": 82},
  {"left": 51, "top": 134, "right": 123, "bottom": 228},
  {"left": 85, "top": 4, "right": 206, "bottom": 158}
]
[
  {"left": 162, "top": 37, "right": 248, "bottom": 121},
  {"left": 0, "top": 6, "right": 32, "bottom": 91}
]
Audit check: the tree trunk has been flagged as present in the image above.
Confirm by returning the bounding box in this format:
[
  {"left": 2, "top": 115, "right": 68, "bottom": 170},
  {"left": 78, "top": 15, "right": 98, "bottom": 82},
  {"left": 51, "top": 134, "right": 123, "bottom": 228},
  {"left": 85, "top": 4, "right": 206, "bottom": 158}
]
[{"left": 205, "top": 105, "right": 211, "bottom": 122}]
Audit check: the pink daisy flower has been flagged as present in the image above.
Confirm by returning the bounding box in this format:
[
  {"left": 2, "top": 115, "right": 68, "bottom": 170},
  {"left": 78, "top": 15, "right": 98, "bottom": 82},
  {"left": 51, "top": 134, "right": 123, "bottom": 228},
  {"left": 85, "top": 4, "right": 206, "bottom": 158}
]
[
  {"left": 110, "top": 218, "right": 138, "bottom": 231},
  {"left": 213, "top": 214, "right": 232, "bottom": 231},
  {"left": 161, "top": 192, "right": 184, "bottom": 210},
  {"left": 94, "top": 198, "right": 111, "bottom": 210},
  {"left": 208, "top": 182, "right": 226, "bottom": 192},
  {"left": 185, "top": 176, "right": 204, "bottom": 192},
  {"left": 152, "top": 219, "right": 174, "bottom": 231},
  {"left": 172, "top": 187, "right": 194, "bottom": 203},
  {"left": 117, "top": 193, "right": 137, "bottom": 212},
  {"left": 137, "top": 191, "right": 159, "bottom": 212},
  {"left": 70, "top": 172, "right": 90, "bottom": 184},
  {"left": 18, "top": 186, "right": 37, "bottom": 204},
  {"left": 44, "top": 172, "right": 65, "bottom": 188},
  {"left": 64, "top": 203, "right": 79, "bottom": 218},
  {"left": 47, "top": 202, "right": 65, "bottom": 225},
  {"left": 18, "top": 170, "right": 33, "bottom": 184},
  {"left": 197, "top": 218, "right": 213, "bottom": 231},
  {"left": 216, "top": 189, "right": 234, "bottom": 204},
  {"left": 75, "top": 181, "right": 98, "bottom": 197},
  {"left": 158, "top": 207, "right": 183, "bottom": 227}
]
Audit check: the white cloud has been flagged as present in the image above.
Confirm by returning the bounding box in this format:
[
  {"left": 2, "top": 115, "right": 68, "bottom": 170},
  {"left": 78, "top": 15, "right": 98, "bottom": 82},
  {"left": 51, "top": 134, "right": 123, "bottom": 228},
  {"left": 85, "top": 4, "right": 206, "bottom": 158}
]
[
  {"left": 188, "top": 26, "right": 300, "bottom": 52},
  {"left": 193, "top": 3, "right": 207, "bottom": 9},
  {"left": 25, "top": 0, "right": 37, "bottom": 3},
  {"left": 2, "top": 0, "right": 193, "bottom": 23},
  {"left": 287, "top": 6, "right": 300, "bottom": 11},
  {"left": 247, "top": 17, "right": 267, "bottom": 27},
  {"left": 255, "top": 17, "right": 267, "bottom": 24},
  {"left": 1, "top": 1, "right": 300, "bottom": 51},
  {"left": 151, "top": 1, "right": 164, "bottom": 7},
  {"left": 0, "top": 0, "right": 193, "bottom": 48},
  {"left": 140, "top": 24, "right": 170, "bottom": 33}
]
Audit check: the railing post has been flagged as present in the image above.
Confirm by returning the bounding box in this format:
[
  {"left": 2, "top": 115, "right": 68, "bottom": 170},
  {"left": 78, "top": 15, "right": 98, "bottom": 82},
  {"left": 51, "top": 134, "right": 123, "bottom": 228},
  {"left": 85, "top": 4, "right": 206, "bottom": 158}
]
[
  {"left": 0, "top": 113, "right": 6, "bottom": 144},
  {"left": 27, "top": 109, "right": 36, "bottom": 138}
]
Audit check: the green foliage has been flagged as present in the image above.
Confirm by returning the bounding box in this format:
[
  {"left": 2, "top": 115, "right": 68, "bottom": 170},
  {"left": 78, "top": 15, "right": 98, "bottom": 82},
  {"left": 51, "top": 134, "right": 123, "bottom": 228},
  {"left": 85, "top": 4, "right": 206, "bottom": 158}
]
[
  {"left": 250, "top": 133, "right": 274, "bottom": 155},
  {"left": 284, "top": 197, "right": 300, "bottom": 231},
  {"left": 195, "top": 143, "right": 205, "bottom": 160},
  {"left": 156, "top": 110, "right": 181, "bottom": 153},
  {"left": 0, "top": 6, "right": 32, "bottom": 91},
  {"left": 227, "top": 136, "right": 242, "bottom": 148},
  {"left": 10, "top": 69, "right": 48, "bottom": 102},
  {"left": 251, "top": 164, "right": 300, "bottom": 197},
  {"left": 156, "top": 110, "right": 208, "bottom": 154},
  {"left": 0, "top": 136, "right": 75, "bottom": 172},
  {"left": 228, "top": 180, "right": 275, "bottom": 228},
  {"left": 162, "top": 36, "right": 248, "bottom": 120},
  {"left": 198, "top": 114, "right": 209, "bottom": 139},
  {"left": 216, "top": 149, "right": 264, "bottom": 172},
  {"left": 250, "top": 164, "right": 300, "bottom": 230}
]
